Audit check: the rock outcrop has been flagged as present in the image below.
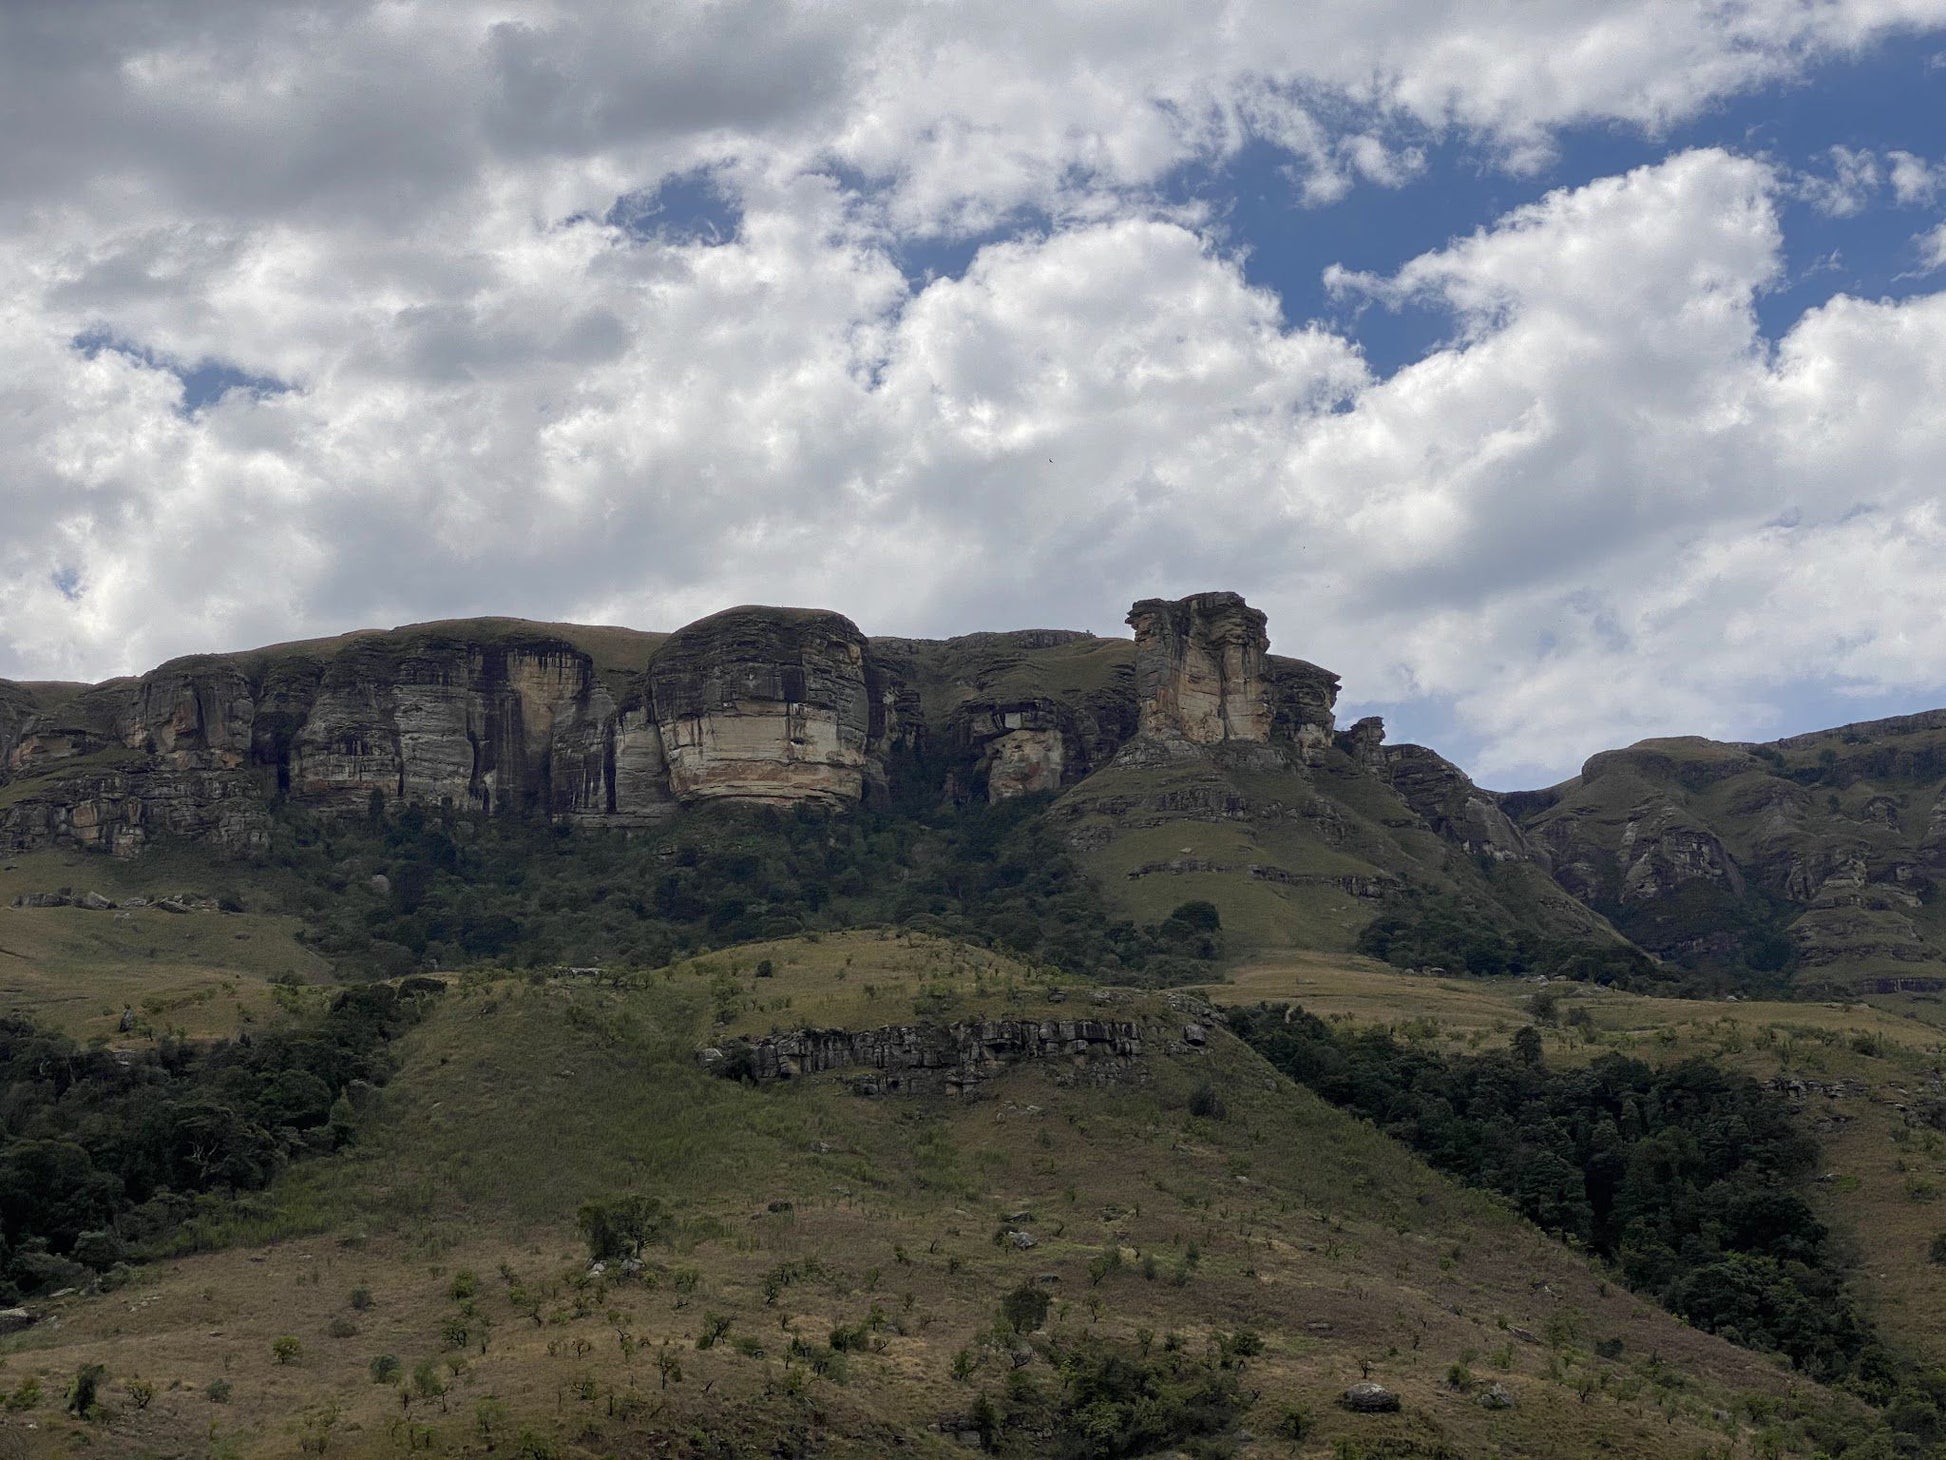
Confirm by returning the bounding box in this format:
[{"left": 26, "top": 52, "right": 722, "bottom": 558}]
[
  {"left": 647, "top": 607, "right": 873, "bottom": 806},
  {"left": 703, "top": 1017, "right": 1150, "bottom": 1096},
  {"left": 1127, "top": 592, "right": 1272, "bottom": 745}
]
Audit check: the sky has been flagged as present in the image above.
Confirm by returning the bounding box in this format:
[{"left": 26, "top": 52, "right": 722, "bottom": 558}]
[{"left": 5, "top": 2, "right": 1946, "bottom": 788}]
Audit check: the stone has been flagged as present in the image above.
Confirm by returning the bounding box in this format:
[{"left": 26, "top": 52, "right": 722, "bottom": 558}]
[
  {"left": 1126, "top": 592, "right": 1271, "bottom": 745},
  {"left": 648, "top": 606, "right": 872, "bottom": 806},
  {"left": 711, "top": 1018, "right": 1147, "bottom": 1096},
  {"left": 0, "top": 1307, "right": 33, "bottom": 1335},
  {"left": 1478, "top": 1383, "right": 1515, "bottom": 1409},
  {"left": 1339, "top": 1382, "right": 1401, "bottom": 1413},
  {"left": 1007, "top": 1230, "right": 1037, "bottom": 1250},
  {"left": 78, "top": 891, "right": 113, "bottom": 910}
]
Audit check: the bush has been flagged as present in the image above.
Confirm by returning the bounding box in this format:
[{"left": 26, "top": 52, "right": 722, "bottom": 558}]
[
  {"left": 1272, "top": 1403, "right": 1313, "bottom": 1440},
  {"left": 66, "top": 1362, "right": 106, "bottom": 1417},
  {"left": 370, "top": 1354, "right": 403, "bottom": 1384},
  {"left": 205, "top": 1378, "right": 232, "bottom": 1404},
  {"left": 578, "top": 1194, "right": 669, "bottom": 1262},
  {"left": 1186, "top": 1080, "right": 1227, "bottom": 1122},
  {"left": 999, "top": 1282, "right": 1052, "bottom": 1334},
  {"left": 272, "top": 1335, "right": 302, "bottom": 1365}
]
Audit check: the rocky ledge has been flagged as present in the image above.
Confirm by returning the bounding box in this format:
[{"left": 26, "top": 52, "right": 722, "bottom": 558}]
[{"left": 699, "top": 1017, "right": 1172, "bottom": 1097}]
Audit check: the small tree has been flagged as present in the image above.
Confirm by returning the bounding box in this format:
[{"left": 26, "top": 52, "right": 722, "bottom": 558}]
[
  {"left": 999, "top": 1282, "right": 1051, "bottom": 1334},
  {"left": 66, "top": 1363, "right": 106, "bottom": 1418},
  {"left": 578, "top": 1194, "right": 669, "bottom": 1262},
  {"left": 272, "top": 1336, "right": 303, "bottom": 1366}
]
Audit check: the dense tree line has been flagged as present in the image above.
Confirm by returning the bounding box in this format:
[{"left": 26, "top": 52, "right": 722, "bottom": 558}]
[
  {"left": 1355, "top": 888, "right": 1660, "bottom": 989},
  {"left": 0, "top": 982, "right": 438, "bottom": 1301},
  {"left": 272, "top": 796, "right": 1224, "bottom": 986},
  {"left": 1228, "top": 1005, "right": 1876, "bottom": 1380}
]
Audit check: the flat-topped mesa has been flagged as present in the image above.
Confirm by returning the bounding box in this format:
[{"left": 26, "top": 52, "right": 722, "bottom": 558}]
[
  {"left": 646, "top": 605, "right": 871, "bottom": 806},
  {"left": 1127, "top": 592, "right": 1272, "bottom": 745}
]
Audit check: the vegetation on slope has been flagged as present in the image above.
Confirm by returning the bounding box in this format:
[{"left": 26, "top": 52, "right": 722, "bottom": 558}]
[
  {"left": 1232, "top": 1007, "right": 1871, "bottom": 1375},
  {"left": 270, "top": 796, "right": 1227, "bottom": 987},
  {"left": 3, "top": 945, "right": 1879, "bottom": 1458},
  {"left": 0, "top": 981, "right": 439, "bottom": 1303}
]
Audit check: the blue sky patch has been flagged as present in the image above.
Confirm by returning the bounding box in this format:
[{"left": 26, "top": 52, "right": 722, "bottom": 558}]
[{"left": 73, "top": 328, "right": 292, "bottom": 415}]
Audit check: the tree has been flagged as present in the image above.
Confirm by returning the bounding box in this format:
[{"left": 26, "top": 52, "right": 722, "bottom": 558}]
[{"left": 577, "top": 1194, "right": 669, "bottom": 1262}]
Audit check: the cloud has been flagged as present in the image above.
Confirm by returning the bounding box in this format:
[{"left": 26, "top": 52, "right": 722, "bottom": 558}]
[
  {"left": 1921, "top": 221, "right": 1946, "bottom": 270},
  {"left": 1889, "top": 149, "right": 1946, "bottom": 203},
  {"left": 6, "top": 7, "right": 1946, "bottom": 788},
  {"left": 1797, "top": 145, "right": 1882, "bottom": 216}
]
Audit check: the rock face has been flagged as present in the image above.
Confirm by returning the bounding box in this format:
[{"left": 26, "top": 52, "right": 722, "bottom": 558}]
[
  {"left": 1127, "top": 592, "right": 1272, "bottom": 745},
  {"left": 704, "top": 1018, "right": 1149, "bottom": 1096},
  {"left": 0, "top": 623, "right": 676, "bottom": 854},
  {"left": 1508, "top": 724, "right": 1946, "bottom": 977},
  {"left": 647, "top": 606, "right": 873, "bottom": 806},
  {"left": 0, "top": 608, "right": 1150, "bottom": 853}
]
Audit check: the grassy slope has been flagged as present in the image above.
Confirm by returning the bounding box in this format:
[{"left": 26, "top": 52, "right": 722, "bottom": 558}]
[
  {"left": 1058, "top": 745, "right": 1607, "bottom": 959},
  {"left": 1204, "top": 952, "right": 1946, "bottom": 1371},
  {"left": 1519, "top": 726, "right": 1946, "bottom": 985},
  {"left": 0, "top": 932, "right": 1842, "bottom": 1459},
  {"left": 0, "top": 849, "right": 326, "bottom": 1040}
]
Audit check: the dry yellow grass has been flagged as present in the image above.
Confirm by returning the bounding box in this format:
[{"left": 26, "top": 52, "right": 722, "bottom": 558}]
[
  {"left": 1200, "top": 950, "right": 1946, "bottom": 1369},
  {"left": 0, "top": 947, "right": 1846, "bottom": 1458}
]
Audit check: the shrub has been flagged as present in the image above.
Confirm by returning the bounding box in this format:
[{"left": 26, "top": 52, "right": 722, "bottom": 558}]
[
  {"left": 369, "top": 1354, "right": 403, "bottom": 1384},
  {"left": 1273, "top": 1403, "right": 1314, "bottom": 1440},
  {"left": 577, "top": 1194, "right": 669, "bottom": 1262},
  {"left": 327, "top": 1315, "right": 358, "bottom": 1339},
  {"left": 1186, "top": 1080, "right": 1227, "bottom": 1122},
  {"left": 272, "top": 1335, "right": 302, "bottom": 1365},
  {"left": 999, "top": 1282, "right": 1052, "bottom": 1334},
  {"left": 350, "top": 1285, "right": 374, "bottom": 1311},
  {"left": 66, "top": 1362, "right": 106, "bottom": 1417}
]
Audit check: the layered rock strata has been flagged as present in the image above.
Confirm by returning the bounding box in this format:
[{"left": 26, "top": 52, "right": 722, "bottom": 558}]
[
  {"left": 702, "top": 1017, "right": 1151, "bottom": 1096},
  {"left": 647, "top": 607, "right": 872, "bottom": 806},
  {"left": 1127, "top": 592, "right": 1272, "bottom": 745}
]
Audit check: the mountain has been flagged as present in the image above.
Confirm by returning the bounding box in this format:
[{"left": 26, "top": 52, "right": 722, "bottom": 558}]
[{"left": 9, "top": 591, "right": 1946, "bottom": 993}]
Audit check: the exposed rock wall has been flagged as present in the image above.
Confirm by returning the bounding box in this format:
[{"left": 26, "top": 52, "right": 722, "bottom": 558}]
[
  {"left": 704, "top": 1017, "right": 1151, "bottom": 1096},
  {"left": 0, "top": 592, "right": 1350, "bottom": 856},
  {"left": 1127, "top": 592, "right": 1272, "bottom": 745},
  {"left": 647, "top": 607, "right": 872, "bottom": 806}
]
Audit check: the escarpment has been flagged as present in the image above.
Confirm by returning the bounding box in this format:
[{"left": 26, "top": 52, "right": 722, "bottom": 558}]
[
  {"left": 17, "top": 588, "right": 1946, "bottom": 991},
  {"left": 647, "top": 606, "right": 874, "bottom": 806}
]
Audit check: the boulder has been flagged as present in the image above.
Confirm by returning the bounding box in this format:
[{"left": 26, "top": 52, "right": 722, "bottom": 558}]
[
  {"left": 0, "top": 1307, "right": 33, "bottom": 1335},
  {"left": 1339, "top": 1382, "right": 1401, "bottom": 1413}
]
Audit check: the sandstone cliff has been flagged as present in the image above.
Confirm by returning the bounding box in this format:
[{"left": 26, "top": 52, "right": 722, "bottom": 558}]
[
  {"left": 1127, "top": 592, "right": 1272, "bottom": 745},
  {"left": 647, "top": 606, "right": 873, "bottom": 806}
]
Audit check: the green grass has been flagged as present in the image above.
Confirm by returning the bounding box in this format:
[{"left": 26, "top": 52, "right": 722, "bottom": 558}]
[
  {"left": 0, "top": 934, "right": 1848, "bottom": 1459},
  {"left": 0, "top": 850, "right": 324, "bottom": 1039}
]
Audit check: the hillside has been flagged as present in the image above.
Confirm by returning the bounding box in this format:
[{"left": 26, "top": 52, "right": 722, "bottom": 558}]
[
  {"left": 0, "top": 933, "right": 1869, "bottom": 1458},
  {"left": 1506, "top": 716, "right": 1946, "bottom": 991}
]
